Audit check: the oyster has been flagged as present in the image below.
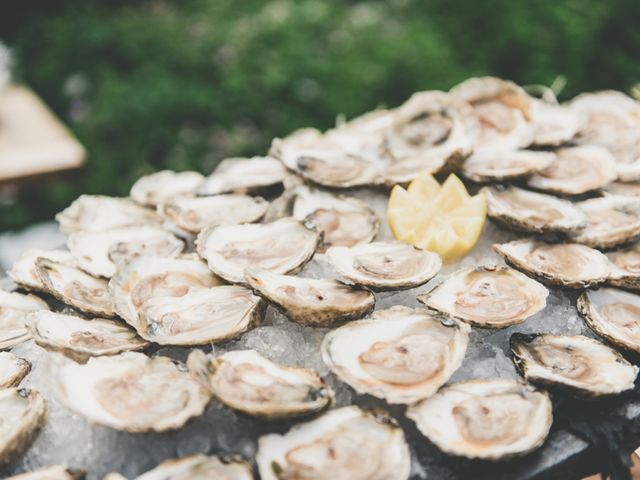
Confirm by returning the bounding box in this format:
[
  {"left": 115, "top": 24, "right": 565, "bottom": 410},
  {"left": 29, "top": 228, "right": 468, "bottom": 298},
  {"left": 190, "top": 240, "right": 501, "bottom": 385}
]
[
  {"left": 494, "top": 239, "right": 611, "bottom": 288},
  {"left": 56, "top": 195, "right": 162, "bottom": 234},
  {"left": 530, "top": 99, "right": 583, "bottom": 146},
  {"left": 51, "top": 352, "right": 210, "bottom": 432},
  {"left": 68, "top": 226, "right": 184, "bottom": 278},
  {"left": 407, "top": 380, "right": 552, "bottom": 460},
  {"left": 28, "top": 311, "right": 148, "bottom": 362},
  {"left": 158, "top": 194, "right": 269, "bottom": 233},
  {"left": 0, "top": 388, "right": 47, "bottom": 464},
  {"left": 382, "top": 91, "right": 478, "bottom": 184},
  {"left": 257, "top": 406, "right": 410, "bottom": 480},
  {"left": 6, "top": 466, "right": 85, "bottom": 480},
  {"left": 109, "top": 255, "right": 223, "bottom": 326},
  {"left": 510, "top": 333, "right": 638, "bottom": 396},
  {"left": 418, "top": 265, "right": 548, "bottom": 328},
  {"left": 268, "top": 186, "right": 379, "bottom": 251},
  {"left": 196, "top": 218, "right": 319, "bottom": 284},
  {"left": 197, "top": 156, "right": 288, "bottom": 196},
  {"left": 9, "top": 249, "right": 77, "bottom": 292},
  {"left": 527, "top": 145, "right": 617, "bottom": 195},
  {"left": 0, "top": 352, "right": 30, "bottom": 388},
  {"left": 450, "top": 77, "right": 534, "bottom": 150},
  {"left": 322, "top": 306, "right": 469, "bottom": 404},
  {"left": 571, "top": 195, "right": 640, "bottom": 249},
  {"left": 188, "top": 349, "right": 333, "bottom": 418},
  {"left": 326, "top": 241, "right": 441, "bottom": 290},
  {"left": 607, "top": 244, "right": 640, "bottom": 290},
  {"left": 484, "top": 186, "right": 587, "bottom": 234},
  {"left": 578, "top": 288, "right": 640, "bottom": 353},
  {"left": 36, "top": 258, "right": 116, "bottom": 316},
  {"left": 461, "top": 149, "right": 554, "bottom": 183},
  {"left": 130, "top": 170, "right": 204, "bottom": 206},
  {"left": 108, "top": 454, "right": 252, "bottom": 480},
  {"left": 0, "top": 289, "right": 49, "bottom": 349},
  {"left": 245, "top": 269, "right": 374, "bottom": 327},
  {"left": 129, "top": 286, "right": 263, "bottom": 345}
]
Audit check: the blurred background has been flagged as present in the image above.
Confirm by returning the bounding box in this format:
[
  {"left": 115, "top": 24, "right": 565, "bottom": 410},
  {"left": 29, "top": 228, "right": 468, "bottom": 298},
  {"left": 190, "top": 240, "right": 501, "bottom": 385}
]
[{"left": 1, "top": 0, "right": 639, "bottom": 231}]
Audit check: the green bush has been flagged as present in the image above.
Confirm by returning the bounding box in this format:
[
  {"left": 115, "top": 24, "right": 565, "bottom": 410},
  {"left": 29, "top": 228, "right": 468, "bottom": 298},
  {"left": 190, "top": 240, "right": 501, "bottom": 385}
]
[{"left": 1, "top": 0, "right": 639, "bottom": 230}]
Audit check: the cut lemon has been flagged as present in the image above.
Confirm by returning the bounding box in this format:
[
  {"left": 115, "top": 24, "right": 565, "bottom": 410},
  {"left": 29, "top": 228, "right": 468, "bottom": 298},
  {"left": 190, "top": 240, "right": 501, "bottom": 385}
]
[{"left": 387, "top": 173, "right": 487, "bottom": 262}]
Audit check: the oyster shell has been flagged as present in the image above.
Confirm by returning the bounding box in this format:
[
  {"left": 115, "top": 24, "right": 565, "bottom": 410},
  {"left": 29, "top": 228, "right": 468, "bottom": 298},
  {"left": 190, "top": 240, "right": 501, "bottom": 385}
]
[
  {"left": 130, "top": 170, "right": 204, "bottom": 206},
  {"left": 68, "top": 226, "right": 184, "bottom": 278},
  {"left": 494, "top": 239, "right": 611, "bottom": 288},
  {"left": 0, "top": 289, "right": 50, "bottom": 349},
  {"left": 109, "top": 255, "right": 223, "bottom": 326},
  {"left": 382, "top": 91, "right": 478, "bottom": 184},
  {"left": 110, "top": 454, "right": 252, "bottom": 480},
  {"left": 484, "top": 186, "right": 587, "bottom": 234},
  {"left": 450, "top": 77, "right": 534, "bottom": 150},
  {"left": 196, "top": 218, "right": 319, "bottom": 284},
  {"left": 578, "top": 288, "right": 640, "bottom": 353},
  {"left": 418, "top": 265, "right": 548, "bottom": 328},
  {"left": 6, "top": 466, "right": 85, "bottom": 480},
  {"left": 571, "top": 195, "right": 640, "bottom": 249},
  {"left": 0, "top": 352, "right": 30, "bottom": 388},
  {"left": 527, "top": 145, "right": 617, "bottom": 195},
  {"left": 197, "top": 156, "right": 288, "bottom": 196},
  {"left": 51, "top": 352, "right": 210, "bottom": 432},
  {"left": 245, "top": 268, "right": 374, "bottom": 327},
  {"left": 326, "top": 241, "right": 441, "bottom": 290},
  {"left": 322, "top": 306, "right": 469, "bottom": 404},
  {"left": 407, "top": 380, "right": 552, "bottom": 460},
  {"left": 130, "top": 286, "right": 263, "bottom": 345},
  {"left": 56, "top": 195, "right": 163, "bottom": 234},
  {"left": 188, "top": 349, "right": 333, "bottom": 418},
  {"left": 461, "top": 149, "right": 554, "bottom": 183},
  {"left": 158, "top": 194, "right": 269, "bottom": 233},
  {"left": 607, "top": 244, "right": 640, "bottom": 290},
  {"left": 36, "top": 258, "right": 116, "bottom": 317},
  {"left": 530, "top": 99, "right": 583, "bottom": 146},
  {"left": 0, "top": 388, "right": 47, "bottom": 465},
  {"left": 510, "top": 333, "right": 638, "bottom": 396},
  {"left": 9, "top": 249, "right": 77, "bottom": 292},
  {"left": 28, "top": 311, "right": 148, "bottom": 362},
  {"left": 257, "top": 406, "right": 410, "bottom": 480}
]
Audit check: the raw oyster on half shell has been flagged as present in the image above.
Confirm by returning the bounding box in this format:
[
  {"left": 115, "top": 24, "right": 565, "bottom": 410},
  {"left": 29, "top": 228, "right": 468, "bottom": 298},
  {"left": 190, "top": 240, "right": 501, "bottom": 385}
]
[
  {"left": 571, "top": 195, "right": 640, "bottom": 249},
  {"left": 130, "top": 170, "right": 204, "bottom": 207},
  {"left": 109, "top": 454, "right": 252, "bottom": 480},
  {"left": 197, "top": 156, "right": 288, "bottom": 196},
  {"left": 0, "top": 388, "right": 47, "bottom": 465},
  {"left": 9, "top": 249, "right": 77, "bottom": 292},
  {"left": 461, "top": 149, "right": 554, "bottom": 183}
]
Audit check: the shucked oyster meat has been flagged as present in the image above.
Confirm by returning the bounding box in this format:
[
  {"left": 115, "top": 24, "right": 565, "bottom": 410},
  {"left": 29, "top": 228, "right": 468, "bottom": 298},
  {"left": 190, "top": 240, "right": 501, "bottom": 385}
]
[
  {"left": 0, "top": 289, "right": 50, "bottom": 349},
  {"left": 188, "top": 349, "right": 333, "bottom": 419},
  {"left": 68, "top": 226, "right": 184, "bottom": 278},
  {"left": 158, "top": 194, "right": 269, "bottom": 234},
  {"left": 196, "top": 218, "right": 319, "bottom": 284},
  {"left": 56, "top": 195, "right": 163, "bottom": 234},
  {"left": 245, "top": 268, "right": 374, "bottom": 327},
  {"left": 326, "top": 241, "right": 441, "bottom": 290},
  {"left": 51, "top": 352, "right": 210, "bottom": 432},
  {"left": 450, "top": 77, "right": 534, "bottom": 150},
  {"left": 494, "top": 239, "right": 611, "bottom": 288},
  {"left": 461, "top": 149, "right": 554, "bottom": 183},
  {"left": 130, "top": 170, "right": 204, "bottom": 207},
  {"left": 197, "top": 156, "right": 288, "bottom": 196},
  {"left": 9, "top": 248, "right": 77, "bottom": 292},
  {"left": 28, "top": 311, "right": 148, "bottom": 362},
  {"left": 510, "top": 333, "right": 638, "bottom": 397},
  {"left": 0, "top": 352, "right": 30, "bottom": 388},
  {"left": 257, "top": 406, "right": 410, "bottom": 480},
  {"left": 418, "top": 265, "right": 548, "bottom": 328},
  {"left": 36, "top": 258, "right": 116, "bottom": 317},
  {"left": 407, "top": 380, "right": 552, "bottom": 460},
  {"left": 322, "top": 306, "right": 469, "bottom": 404},
  {"left": 571, "top": 195, "right": 640, "bottom": 249},
  {"left": 0, "top": 388, "right": 47, "bottom": 465},
  {"left": 578, "top": 288, "right": 640, "bottom": 353},
  {"left": 484, "top": 186, "right": 587, "bottom": 235},
  {"left": 104, "top": 454, "right": 252, "bottom": 480}
]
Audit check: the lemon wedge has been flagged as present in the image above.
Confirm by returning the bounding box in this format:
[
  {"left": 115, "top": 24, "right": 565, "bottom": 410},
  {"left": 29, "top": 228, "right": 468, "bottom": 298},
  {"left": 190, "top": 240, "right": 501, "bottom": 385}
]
[{"left": 387, "top": 172, "right": 487, "bottom": 262}]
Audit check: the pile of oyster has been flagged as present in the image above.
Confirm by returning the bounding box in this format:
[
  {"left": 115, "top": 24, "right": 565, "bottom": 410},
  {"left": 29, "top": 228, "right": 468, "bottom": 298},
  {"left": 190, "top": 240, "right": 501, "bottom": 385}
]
[{"left": 2, "top": 76, "right": 640, "bottom": 479}]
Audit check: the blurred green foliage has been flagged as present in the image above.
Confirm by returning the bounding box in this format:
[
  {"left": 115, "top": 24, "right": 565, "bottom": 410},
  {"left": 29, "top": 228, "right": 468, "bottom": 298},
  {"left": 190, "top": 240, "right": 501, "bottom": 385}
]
[{"left": 1, "top": 0, "right": 640, "bottom": 230}]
